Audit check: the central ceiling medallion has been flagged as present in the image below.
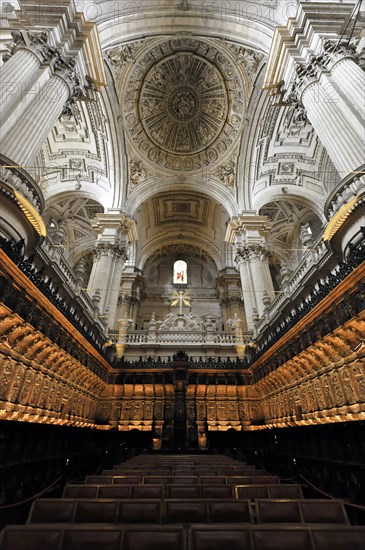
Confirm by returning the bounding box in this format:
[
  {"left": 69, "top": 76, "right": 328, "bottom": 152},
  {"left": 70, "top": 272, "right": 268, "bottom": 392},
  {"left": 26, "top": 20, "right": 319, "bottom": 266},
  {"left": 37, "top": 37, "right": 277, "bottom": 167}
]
[
  {"left": 139, "top": 53, "right": 227, "bottom": 155},
  {"left": 123, "top": 37, "right": 246, "bottom": 173},
  {"left": 169, "top": 87, "right": 198, "bottom": 121}
]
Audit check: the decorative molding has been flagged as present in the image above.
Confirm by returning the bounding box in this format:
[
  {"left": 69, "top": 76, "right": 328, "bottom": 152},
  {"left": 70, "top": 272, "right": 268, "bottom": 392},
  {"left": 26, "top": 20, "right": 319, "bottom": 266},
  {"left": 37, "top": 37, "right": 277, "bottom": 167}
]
[
  {"left": 323, "top": 196, "right": 359, "bottom": 242},
  {"left": 13, "top": 190, "right": 47, "bottom": 237}
]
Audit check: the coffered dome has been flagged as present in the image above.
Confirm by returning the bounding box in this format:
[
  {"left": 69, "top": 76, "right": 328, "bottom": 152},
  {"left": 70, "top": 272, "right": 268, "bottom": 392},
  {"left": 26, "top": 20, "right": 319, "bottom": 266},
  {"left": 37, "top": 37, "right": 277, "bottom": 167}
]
[
  {"left": 121, "top": 37, "right": 247, "bottom": 173},
  {"left": 139, "top": 52, "right": 228, "bottom": 155}
]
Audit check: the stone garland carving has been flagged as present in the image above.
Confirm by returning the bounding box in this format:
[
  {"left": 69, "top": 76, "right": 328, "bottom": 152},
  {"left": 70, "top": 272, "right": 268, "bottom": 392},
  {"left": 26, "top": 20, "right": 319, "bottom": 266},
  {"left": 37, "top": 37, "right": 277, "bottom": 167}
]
[
  {"left": 60, "top": 64, "right": 87, "bottom": 118},
  {"left": 283, "top": 83, "right": 309, "bottom": 125},
  {"left": 122, "top": 37, "right": 245, "bottom": 173}
]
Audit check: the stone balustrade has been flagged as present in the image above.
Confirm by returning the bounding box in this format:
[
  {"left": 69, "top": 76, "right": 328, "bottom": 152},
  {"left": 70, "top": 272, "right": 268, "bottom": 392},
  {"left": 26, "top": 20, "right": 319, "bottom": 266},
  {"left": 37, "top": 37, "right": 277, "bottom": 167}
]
[
  {"left": 39, "top": 237, "right": 103, "bottom": 323},
  {"left": 256, "top": 229, "right": 332, "bottom": 332},
  {"left": 109, "top": 329, "right": 251, "bottom": 347}
]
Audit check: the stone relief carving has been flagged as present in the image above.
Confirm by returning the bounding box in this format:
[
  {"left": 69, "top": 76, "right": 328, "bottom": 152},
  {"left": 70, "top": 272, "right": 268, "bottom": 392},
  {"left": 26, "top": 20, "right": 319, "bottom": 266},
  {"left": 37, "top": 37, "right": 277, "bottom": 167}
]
[
  {"left": 129, "top": 158, "right": 147, "bottom": 185},
  {"left": 107, "top": 40, "right": 146, "bottom": 70},
  {"left": 139, "top": 52, "right": 227, "bottom": 155},
  {"left": 216, "top": 159, "right": 236, "bottom": 187},
  {"left": 159, "top": 312, "right": 201, "bottom": 331},
  {"left": 2, "top": 30, "right": 26, "bottom": 62},
  {"left": 235, "top": 243, "right": 269, "bottom": 263},
  {"left": 225, "top": 43, "right": 264, "bottom": 81},
  {"left": 284, "top": 83, "right": 309, "bottom": 125},
  {"left": 122, "top": 36, "right": 246, "bottom": 173},
  {"left": 284, "top": 37, "right": 362, "bottom": 126}
]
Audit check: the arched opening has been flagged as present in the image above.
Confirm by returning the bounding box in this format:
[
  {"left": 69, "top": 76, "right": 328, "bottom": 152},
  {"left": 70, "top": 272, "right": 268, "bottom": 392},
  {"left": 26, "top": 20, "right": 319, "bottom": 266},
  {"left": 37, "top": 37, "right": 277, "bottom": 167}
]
[{"left": 173, "top": 259, "right": 188, "bottom": 285}]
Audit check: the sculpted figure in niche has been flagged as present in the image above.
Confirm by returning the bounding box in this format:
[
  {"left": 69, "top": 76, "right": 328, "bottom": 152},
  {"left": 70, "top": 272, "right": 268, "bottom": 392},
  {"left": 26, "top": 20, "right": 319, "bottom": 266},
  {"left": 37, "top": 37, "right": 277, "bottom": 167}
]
[{"left": 340, "top": 370, "right": 356, "bottom": 404}]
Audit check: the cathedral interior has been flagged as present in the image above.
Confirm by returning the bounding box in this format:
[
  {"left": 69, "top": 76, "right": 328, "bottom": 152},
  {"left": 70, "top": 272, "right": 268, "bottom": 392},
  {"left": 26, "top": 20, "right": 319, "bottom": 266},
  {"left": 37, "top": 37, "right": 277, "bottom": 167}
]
[{"left": 0, "top": 0, "right": 365, "bottom": 546}]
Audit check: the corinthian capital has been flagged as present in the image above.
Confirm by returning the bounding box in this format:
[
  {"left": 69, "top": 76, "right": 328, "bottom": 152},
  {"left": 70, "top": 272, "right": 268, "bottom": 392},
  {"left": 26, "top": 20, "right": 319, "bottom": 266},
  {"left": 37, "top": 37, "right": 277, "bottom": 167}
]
[
  {"left": 3, "top": 30, "right": 51, "bottom": 63},
  {"left": 93, "top": 242, "right": 128, "bottom": 261},
  {"left": 2, "top": 31, "right": 25, "bottom": 62},
  {"left": 323, "top": 38, "right": 360, "bottom": 66},
  {"left": 235, "top": 243, "right": 269, "bottom": 263},
  {"left": 60, "top": 68, "right": 86, "bottom": 117}
]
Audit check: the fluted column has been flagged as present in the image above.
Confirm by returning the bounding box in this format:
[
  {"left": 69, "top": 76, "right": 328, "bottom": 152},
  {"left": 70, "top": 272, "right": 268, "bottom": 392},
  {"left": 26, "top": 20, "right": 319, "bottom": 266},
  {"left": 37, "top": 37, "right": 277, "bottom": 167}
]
[
  {"left": 1, "top": 30, "right": 85, "bottom": 172},
  {"left": 0, "top": 47, "right": 43, "bottom": 121},
  {"left": 235, "top": 256, "right": 256, "bottom": 330},
  {"left": 287, "top": 41, "right": 365, "bottom": 181},
  {"left": 330, "top": 57, "right": 365, "bottom": 121},
  {"left": 1, "top": 72, "right": 71, "bottom": 168},
  {"left": 88, "top": 242, "right": 127, "bottom": 327},
  {"left": 226, "top": 214, "right": 275, "bottom": 331},
  {"left": 107, "top": 249, "right": 128, "bottom": 329},
  {"left": 236, "top": 244, "right": 275, "bottom": 328},
  {"left": 87, "top": 213, "right": 137, "bottom": 329}
]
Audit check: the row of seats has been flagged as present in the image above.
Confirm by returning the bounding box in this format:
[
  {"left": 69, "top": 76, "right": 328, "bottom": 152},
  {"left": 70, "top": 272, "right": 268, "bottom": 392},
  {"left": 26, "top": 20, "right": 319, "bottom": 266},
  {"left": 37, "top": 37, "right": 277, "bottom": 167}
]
[
  {"left": 27, "top": 497, "right": 350, "bottom": 525},
  {"left": 63, "top": 483, "right": 303, "bottom": 499},
  {"left": 1, "top": 523, "right": 364, "bottom": 550},
  {"left": 1, "top": 454, "right": 362, "bottom": 550},
  {"left": 85, "top": 475, "right": 280, "bottom": 485},
  {"left": 108, "top": 467, "right": 266, "bottom": 474}
]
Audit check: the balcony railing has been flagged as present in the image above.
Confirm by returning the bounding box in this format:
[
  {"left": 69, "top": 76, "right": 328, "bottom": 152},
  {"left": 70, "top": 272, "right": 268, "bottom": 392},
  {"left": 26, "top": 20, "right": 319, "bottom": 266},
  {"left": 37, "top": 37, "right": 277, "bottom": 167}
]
[{"left": 109, "top": 330, "right": 253, "bottom": 346}]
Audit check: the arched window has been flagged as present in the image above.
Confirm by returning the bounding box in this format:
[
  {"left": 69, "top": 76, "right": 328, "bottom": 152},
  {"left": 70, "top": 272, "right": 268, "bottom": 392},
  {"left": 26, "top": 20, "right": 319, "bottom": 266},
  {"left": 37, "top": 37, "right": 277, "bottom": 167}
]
[{"left": 173, "top": 259, "right": 187, "bottom": 285}]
